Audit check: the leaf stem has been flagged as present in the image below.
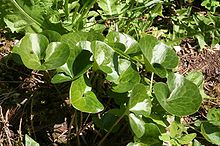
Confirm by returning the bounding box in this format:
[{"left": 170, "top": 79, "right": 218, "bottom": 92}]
[
  {"left": 9, "top": 0, "right": 42, "bottom": 27},
  {"left": 148, "top": 72, "right": 154, "bottom": 95},
  {"left": 97, "top": 111, "right": 127, "bottom": 146}
]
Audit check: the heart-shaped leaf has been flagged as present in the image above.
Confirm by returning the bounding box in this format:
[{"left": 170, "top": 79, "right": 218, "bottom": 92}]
[
  {"left": 39, "top": 42, "right": 70, "bottom": 70},
  {"left": 129, "top": 84, "right": 151, "bottom": 117},
  {"left": 13, "top": 33, "right": 70, "bottom": 70},
  {"left": 154, "top": 73, "right": 202, "bottom": 116},
  {"left": 129, "top": 113, "right": 145, "bottom": 138},
  {"left": 106, "top": 32, "right": 140, "bottom": 54},
  {"left": 52, "top": 40, "right": 93, "bottom": 83},
  {"left": 139, "top": 35, "right": 179, "bottom": 77},
  {"left": 70, "top": 76, "right": 104, "bottom": 113},
  {"left": 112, "top": 59, "right": 140, "bottom": 93},
  {"left": 92, "top": 41, "right": 119, "bottom": 82}
]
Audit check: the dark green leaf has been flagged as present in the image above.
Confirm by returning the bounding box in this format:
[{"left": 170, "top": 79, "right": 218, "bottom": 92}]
[
  {"left": 70, "top": 76, "right": 104, "bottom": 113},
  {"left": 201, "top": 122, "right": 220, "bottom": 145},
  {"left": 139, "top": 123, "right": 162, "bottom": 146},
  {"left": 41, "top": 30, "right": 61, "bottom": 42}
]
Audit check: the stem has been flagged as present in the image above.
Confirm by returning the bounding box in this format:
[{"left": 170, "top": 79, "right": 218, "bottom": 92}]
[
  {"left": 9, "top": 0, "right": 42, "bottom": 27},
  {"left": 148, "top": 72, "right": 154, "bottom": 95},
  {"left": 97, "top": 111, "right": 127, "bottom": 146}
]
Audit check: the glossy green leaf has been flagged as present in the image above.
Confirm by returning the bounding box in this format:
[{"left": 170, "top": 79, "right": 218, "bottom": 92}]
[
  {"left": 129, "top": 113, "right": 145, "bottom": 138},
  {"left": 25, "top": 135, "right": 39, "bottom": 146},
  {"left": 154, "top": 73, "right": 202, "bottom": 116},
  {"left": 129, "top": 84, "right": 151, "bottom": 117},
  {"left": 70, "top": 76, "right": 104, "bottom": 113},
  {"left": 39, "top": 42, "right": 70, "bottom": 70},
  {"left": 106, "top": 32, "right": 140, "bottom": 54},
  {"left": 201, "top": 122, "right": 220, "bottom": 145},
  {"left": 13, "top": 33, "right": 70, "bottom": 70},
  {"left": 112, "top": 59, "right": 140, "bottom": 93},
  {"left": 41, "top": 30, "right": 61, "bottom": 42},
  {"left": 51, "top": 40, "right": 92, "bottom": 83},
  {"left": 139, "top": 35, "right": 179, "bottom": 77},
  {"left": 92, "top": 41, "right": 119, "bottom": 82},
  {"left": 13, "top": 33, "right": 49, "bottom": 69},
  {"left": 207, "top": 108, "right": 220, "bottom": 126}
]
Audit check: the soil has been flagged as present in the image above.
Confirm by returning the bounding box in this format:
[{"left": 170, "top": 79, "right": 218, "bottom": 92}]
[{"left": 0, "top": 30, "right": 220, "bottom": 146}]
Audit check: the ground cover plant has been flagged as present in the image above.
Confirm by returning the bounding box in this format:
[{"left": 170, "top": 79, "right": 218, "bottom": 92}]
[{"left": 0, "top": 0, "right": 220, "bottom": 145}]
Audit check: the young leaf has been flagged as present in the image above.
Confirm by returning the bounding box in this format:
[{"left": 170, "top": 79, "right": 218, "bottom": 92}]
[
  {"left": 154, "top": 73, "right": 202, "bottom": 116},
  {"left": 129, "top": 113, "right": 145, "bottom": 138},
  {"left": 186, "top": 71, "right": 203, "bottom": 86},
  {"left": 69, "top": 76, "right": 104, "bottom": 113},
  {"left": 177, "top": 133, "right": 197, "bottom": 145},
  {"left": 128, "top": 84, "right": 151, "bottom": 117}
]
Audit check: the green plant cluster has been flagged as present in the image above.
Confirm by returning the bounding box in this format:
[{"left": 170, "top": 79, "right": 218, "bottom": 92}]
[{"left": 1, "top": 0, "right": 220, "bottom": 145}]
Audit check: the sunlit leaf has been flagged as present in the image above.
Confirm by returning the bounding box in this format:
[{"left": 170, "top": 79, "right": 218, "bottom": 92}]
[
  {"left": 129, "top": 84, "right": 151, "bottom": 117},
  {"left": 13, "top": 33, "right": 70, "bottom": 70},
  {"left": 112, "top": 59, "right": 140, "bottom": 93},
  {"left": 154, "top": 73, "right": 202, "bottom": 116},
  {"left": 70, "top": 76, "right": 104, "bottom": 113},
  {"left": 139, "top": 35, "right": 179, "bottom": 77},
  {"left": 106, "top": 32, "right": 140, "bottom": 54},
  {"left": 129, "top": 113, "right": 145, "bottom": 138}
]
